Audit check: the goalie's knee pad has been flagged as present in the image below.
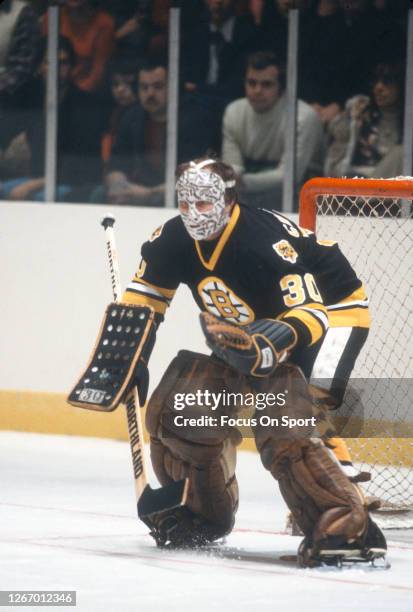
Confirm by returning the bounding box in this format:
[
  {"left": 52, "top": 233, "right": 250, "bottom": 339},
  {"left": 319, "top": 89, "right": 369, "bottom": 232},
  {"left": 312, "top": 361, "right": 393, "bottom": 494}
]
[
  {"left": 146, "top": 350, "right": 244, "bottom": 538},
  {"left": 253, "top": 365, "right": 367, "bottom": 544}
]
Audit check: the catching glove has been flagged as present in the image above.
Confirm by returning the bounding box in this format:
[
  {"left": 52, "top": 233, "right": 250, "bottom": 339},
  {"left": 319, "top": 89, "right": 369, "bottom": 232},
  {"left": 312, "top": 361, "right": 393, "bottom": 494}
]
[{"left": 200, "top": 312, "right": 297, "bottom": 377}]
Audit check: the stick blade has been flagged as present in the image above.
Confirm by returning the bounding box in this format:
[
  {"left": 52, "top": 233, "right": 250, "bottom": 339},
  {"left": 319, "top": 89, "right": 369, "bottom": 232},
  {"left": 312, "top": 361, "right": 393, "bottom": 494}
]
[{"left": 137, "top": 479, "right": 189, "bottom": 518}]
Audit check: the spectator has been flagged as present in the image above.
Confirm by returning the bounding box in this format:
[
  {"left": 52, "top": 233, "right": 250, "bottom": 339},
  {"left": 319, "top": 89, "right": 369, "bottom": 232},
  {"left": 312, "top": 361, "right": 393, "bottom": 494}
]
[
  {"left": 109, "top": 0, "right": 152, "bottom": 60},
  {"left": 324, "top": 62, "right": 404, "bottom": 178},
  {"left": 181, "top": 0, "right": 259, "bottom": 149},
  {"left": 247, "top": 1, "right": 307, "bottom": 59},
  {"left": 0, "top": 37, "right": 106, "bottom": 202},
  {"left": 42, "top": 0, "right": 115, "bottom": 93},
  {"left": 233, "top": 1, "right": 271, "bottom": 53},
  {"left": 101, "top": 58, "right": 138, "bottom": 171},
  {"left": 258, "top": 0, "right": 291, "bottom": 60},
  {"left": 247, "top": 0, "right": 266, "bottom": 26},
  {"left": 222, "top": 51, "right": 324, "bottom": 209},
  {"left": 0, "top": 132, "right": 30, "bottom": 181},
  {"left": 368, "top": 0, "right": 407, "bottom": 64},
  {"left": 0, "top": 0, "right": 40, "bottom": 180},
  {"left": 372, "top": 0, "right": 409, "bottom": 25},
  {"left": 337, "top": 0, "right": 406, "bottom": 101},
  {"left": 299, "top": 1, "right": 348, "bottom": 124},
  {"left": 147, "top": 0, "right": 170, "bottom": 54},
  {"left": 104, "top": 56, "right": 211, "bottom": 206},
  {"left": 182, "top": 0, "right": 257, "bottom": 99},
  {"left": 0, "top": 0, "right": 40, "bottom": 102}
]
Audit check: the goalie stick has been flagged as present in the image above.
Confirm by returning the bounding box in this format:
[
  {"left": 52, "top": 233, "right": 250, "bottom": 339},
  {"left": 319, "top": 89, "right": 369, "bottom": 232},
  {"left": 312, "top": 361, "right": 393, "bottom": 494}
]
[{"left": 99, "top": 215, "right": 189, "bottom": 526}]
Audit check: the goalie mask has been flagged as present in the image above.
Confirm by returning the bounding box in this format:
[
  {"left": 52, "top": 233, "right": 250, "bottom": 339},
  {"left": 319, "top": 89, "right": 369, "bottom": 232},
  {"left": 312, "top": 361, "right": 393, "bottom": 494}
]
[{"left": 176, "top": 159, "right": 236, "bottom": 240}]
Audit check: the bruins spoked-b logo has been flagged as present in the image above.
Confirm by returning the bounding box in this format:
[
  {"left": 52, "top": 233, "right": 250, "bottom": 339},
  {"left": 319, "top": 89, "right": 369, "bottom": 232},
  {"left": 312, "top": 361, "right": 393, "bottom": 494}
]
[
  {"left": 273, "top": 240, "right": 298, "bottom": 263},
  {"left": 198, "top": 277, "right": 254, "bottom": 324}
]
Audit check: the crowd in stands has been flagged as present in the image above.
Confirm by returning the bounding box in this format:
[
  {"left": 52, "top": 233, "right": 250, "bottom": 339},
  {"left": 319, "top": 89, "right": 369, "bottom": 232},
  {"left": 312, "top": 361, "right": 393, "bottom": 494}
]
[{"left": 0, "top": 0, "right": 408, "bottom": 208}]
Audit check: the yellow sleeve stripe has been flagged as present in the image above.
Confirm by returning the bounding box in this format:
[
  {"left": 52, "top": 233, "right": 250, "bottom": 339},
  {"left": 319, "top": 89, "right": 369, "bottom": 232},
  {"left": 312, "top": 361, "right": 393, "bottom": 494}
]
[
  {"left": 338, "top": 285, "right": 368, "bottom": 304},
  {"left": 280, "top": 304, "right": 328, "bottom": 345},
  {"left": 278, "top": 303, "right": 329, "bottom": 325},
  {"left": 327, "top": 287, "right": 369, "bottom": 311},
  {"left": 122, "top": 290, "right": 167, "bottom": 315},
  {"left": 305, "top": 302, "right": 329, "bottom": 315},
  {"left": 328, "top": 308, "right": 371, "bottom": 329},
  {"left": 326, "top": 285, "right": 371, "bottom": 328},
  {"left": 132, "top": 276, "right": 176, "bottom": 300}
]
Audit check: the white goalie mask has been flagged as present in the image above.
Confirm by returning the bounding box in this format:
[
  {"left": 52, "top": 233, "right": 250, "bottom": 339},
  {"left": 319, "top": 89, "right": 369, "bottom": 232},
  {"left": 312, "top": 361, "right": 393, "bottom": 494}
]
[{"left": 176, "top": 159, "right": 236, "bottom": 240}]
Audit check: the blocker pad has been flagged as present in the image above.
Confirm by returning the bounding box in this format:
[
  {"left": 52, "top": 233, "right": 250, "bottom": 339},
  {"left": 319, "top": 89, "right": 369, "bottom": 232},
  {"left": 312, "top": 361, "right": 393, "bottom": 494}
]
[{"left": 68, "top": 303, "right": 154, "bottom": 411}]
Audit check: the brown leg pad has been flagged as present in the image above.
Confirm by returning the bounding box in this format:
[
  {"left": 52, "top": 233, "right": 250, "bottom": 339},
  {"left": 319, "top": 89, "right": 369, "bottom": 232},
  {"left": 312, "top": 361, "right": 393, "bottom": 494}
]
[
  {"left": 253, "top": 364, "right": 367, "bottom": 543},
  {"left": 258, "top": 437, "right": 367, "bottom": 543},
  {"left": 146, "top": 350, "right": 244, "bottom": 534}
]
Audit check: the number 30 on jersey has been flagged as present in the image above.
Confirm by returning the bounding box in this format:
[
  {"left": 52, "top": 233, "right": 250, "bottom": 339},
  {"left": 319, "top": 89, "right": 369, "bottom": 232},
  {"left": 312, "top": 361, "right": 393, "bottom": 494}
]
[{"left": 280, "top": 273, "right": 322, "bottom": 307}]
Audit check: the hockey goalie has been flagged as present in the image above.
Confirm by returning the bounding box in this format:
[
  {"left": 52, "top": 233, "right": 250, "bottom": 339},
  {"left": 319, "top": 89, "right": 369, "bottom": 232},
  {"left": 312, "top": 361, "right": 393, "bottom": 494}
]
[{"left": 80, "top": 157, "right": 388, "bottom": 567}]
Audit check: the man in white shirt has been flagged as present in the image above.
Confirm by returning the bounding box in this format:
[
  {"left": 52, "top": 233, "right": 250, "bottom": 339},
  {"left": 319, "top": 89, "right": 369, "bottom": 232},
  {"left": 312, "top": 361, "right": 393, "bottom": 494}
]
[{"left": 222, "top": 51, "right": 324, "bottom": 209}]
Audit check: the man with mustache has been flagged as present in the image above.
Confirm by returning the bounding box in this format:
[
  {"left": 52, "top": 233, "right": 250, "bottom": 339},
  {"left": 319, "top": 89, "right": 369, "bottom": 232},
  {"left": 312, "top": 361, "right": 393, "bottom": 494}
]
[{"left": 105, "top": 56, "right": 211, "bottom": 207}]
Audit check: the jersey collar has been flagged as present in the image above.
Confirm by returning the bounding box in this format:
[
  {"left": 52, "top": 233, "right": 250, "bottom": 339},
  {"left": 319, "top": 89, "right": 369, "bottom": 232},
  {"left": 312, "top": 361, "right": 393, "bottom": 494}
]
[{"left": 195, "top": 203, "right": 240, "bottom": 271}]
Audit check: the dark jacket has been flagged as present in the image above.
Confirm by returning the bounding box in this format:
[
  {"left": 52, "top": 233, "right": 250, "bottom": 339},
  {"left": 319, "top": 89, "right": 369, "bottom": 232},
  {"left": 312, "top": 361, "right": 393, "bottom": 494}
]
[
  {"left": 109, "top": 94, "right": 213, "bottom": 185},
  {"left": 0, "top": 78, "right": 105, "bottom": 193},
  {"left": 0, "top": 3, "right": 40, "bottom": 100},
  {"left": 181, "top": 12, "right": 258, "bottom": 103}
]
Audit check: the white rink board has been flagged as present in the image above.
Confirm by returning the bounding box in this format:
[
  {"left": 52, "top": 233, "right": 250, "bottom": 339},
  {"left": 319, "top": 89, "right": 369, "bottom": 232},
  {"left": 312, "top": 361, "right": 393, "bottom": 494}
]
[
  {"left": 1, "top": 202, "right": 411, "bottom": 401},
  {"left": 1, "top": 201, "right": 215, "bottom": 394}
]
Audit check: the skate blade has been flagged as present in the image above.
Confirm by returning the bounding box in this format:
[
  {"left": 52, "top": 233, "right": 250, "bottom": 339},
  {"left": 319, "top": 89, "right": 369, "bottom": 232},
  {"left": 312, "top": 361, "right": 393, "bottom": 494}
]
[
  {"left": 318, "top": 548, "right": 361, "bottom": 557},
  {"left": 316, "top": 551, "right": 390, "bottom": 570}
]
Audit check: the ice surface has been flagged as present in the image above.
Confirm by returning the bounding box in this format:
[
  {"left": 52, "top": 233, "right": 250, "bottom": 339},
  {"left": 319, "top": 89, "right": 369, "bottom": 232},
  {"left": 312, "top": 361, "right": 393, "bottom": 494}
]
[{"left": 1, "top": 432, "right": 412, "bottom": 611}]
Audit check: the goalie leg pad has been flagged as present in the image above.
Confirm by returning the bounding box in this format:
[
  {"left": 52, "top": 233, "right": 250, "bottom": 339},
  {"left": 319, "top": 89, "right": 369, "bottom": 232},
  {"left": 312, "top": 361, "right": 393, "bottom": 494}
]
[
  {"left": 253, "top": 364, "right": 367, "bottom": 543},
  {"left": 257, "top": 436, "right": 367, "bottom": 543},
  {"left": 146, "top": 350, "right": 244, "bottom": 541},
  {"left": 68, "top": 303, "right": 155, "bottom": 411}
]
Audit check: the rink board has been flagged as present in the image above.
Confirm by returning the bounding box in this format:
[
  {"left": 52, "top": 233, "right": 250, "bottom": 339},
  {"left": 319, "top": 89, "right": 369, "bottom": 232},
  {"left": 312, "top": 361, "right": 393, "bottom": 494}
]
[{"left": 1, "top": 389, "right": 412, "bottom": 464}]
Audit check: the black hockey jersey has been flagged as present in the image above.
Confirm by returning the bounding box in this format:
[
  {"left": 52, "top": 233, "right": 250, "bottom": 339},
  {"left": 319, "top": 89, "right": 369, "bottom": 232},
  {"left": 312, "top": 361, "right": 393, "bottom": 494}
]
[{"left": 123, "top": 204, "right": 368, "bottom": 348}]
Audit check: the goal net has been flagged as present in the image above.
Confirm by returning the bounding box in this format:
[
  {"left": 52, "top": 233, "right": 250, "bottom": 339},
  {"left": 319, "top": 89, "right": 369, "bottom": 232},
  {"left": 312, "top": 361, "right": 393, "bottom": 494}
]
[{"left": 299, "top": 177, "right": 413, "bottom": 528}]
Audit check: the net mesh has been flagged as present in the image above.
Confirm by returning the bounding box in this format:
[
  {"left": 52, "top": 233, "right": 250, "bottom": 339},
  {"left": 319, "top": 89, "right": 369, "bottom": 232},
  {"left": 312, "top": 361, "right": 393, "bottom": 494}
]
[{"left": 304, "top": 179, "right": 413, "bottom": 528}]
